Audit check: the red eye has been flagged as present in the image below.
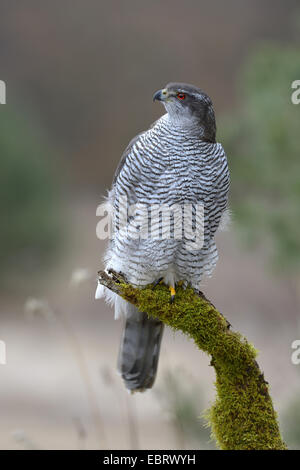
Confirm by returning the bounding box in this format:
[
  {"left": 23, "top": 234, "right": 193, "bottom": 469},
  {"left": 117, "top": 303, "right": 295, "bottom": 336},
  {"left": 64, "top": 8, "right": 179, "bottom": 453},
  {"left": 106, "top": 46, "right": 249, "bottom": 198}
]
[{"left": 177, "top": 93, "right": 186, "bottom": 100}]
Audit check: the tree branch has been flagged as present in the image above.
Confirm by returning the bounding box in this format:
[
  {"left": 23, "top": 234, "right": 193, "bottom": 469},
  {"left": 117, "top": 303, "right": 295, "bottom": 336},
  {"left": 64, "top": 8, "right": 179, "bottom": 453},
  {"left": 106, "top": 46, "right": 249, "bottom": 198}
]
[{"left": 98, "top": 269, "right": 287, "bottom": 450}]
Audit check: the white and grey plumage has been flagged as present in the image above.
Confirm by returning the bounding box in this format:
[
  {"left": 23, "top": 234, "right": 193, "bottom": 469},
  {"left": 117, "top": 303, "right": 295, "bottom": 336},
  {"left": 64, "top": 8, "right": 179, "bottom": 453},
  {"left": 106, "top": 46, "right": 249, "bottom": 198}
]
[{"left": 96, "top": 83, "right": 230, "bottom": 392}]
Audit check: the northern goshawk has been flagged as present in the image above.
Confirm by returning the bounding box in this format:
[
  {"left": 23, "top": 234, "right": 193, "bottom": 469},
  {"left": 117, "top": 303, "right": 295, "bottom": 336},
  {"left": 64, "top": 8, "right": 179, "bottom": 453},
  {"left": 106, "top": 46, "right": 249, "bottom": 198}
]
[{"left": 96, "top": 83, "right": 230, "bottom": 392}]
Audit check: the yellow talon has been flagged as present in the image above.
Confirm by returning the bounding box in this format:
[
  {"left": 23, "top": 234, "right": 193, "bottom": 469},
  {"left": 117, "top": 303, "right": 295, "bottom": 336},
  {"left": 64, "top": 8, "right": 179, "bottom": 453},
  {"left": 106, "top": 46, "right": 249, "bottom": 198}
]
[
  {"left": 169, "top": 286, "right": 176, "bottom": 296},
  {"left": 169, "top": 286, "right": 176, "bottom": 303}
]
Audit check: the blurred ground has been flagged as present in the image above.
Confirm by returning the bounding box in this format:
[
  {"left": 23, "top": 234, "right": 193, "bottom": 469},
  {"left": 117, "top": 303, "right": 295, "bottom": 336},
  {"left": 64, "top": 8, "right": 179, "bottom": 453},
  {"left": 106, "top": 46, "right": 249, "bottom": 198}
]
[{"left": 0, "top": 197, "right": 299, "bottom": 450}]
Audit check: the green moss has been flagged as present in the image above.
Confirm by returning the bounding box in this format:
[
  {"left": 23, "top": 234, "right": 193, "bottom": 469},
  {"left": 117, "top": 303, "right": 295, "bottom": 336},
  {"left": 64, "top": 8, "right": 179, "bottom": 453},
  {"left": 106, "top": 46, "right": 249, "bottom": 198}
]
[{"left": 118, "top": 281, "right": 287, "bottom": 450}]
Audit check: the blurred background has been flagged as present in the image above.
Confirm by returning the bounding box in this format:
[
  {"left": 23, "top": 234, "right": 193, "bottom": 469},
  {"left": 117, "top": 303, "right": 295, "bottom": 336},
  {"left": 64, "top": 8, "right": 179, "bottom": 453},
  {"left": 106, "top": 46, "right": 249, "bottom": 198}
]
[{"left": 0, "top": 0, "right": 300, "bottom": 450}]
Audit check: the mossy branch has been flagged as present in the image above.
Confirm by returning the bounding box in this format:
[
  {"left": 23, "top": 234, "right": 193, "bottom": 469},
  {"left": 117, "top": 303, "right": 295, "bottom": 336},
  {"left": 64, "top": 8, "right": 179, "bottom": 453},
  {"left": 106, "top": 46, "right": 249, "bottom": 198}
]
[{"left": 98, "top": 269, "right": 287, "bottom": 450}]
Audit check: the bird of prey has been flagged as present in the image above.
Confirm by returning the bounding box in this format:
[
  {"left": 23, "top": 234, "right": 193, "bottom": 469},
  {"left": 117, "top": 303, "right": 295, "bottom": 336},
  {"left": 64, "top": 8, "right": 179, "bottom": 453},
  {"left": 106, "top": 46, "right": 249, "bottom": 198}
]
[{"left": 96, "top": 82, "right": 230, "bottom": 392}]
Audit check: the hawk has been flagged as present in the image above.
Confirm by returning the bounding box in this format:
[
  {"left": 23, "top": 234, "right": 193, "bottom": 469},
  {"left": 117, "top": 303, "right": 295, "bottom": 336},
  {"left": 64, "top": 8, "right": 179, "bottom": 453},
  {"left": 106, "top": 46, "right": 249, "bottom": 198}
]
[{"left": 96, "top": 83, "right": 230, "bottom": 392}]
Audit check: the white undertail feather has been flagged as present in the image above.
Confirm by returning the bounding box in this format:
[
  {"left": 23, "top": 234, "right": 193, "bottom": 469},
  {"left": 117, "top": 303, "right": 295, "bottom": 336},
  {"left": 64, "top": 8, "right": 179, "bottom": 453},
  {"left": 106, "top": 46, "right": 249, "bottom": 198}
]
[{"left": 95, "top": 281, "right": 128, "bottom": 319}]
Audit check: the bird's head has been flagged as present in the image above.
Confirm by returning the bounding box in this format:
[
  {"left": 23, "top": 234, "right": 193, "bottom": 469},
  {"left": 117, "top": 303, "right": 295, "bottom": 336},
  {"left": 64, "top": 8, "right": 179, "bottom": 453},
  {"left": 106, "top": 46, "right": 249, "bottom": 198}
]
[{"left": 153, "top": 82, "right": 216, "bottom": 142}]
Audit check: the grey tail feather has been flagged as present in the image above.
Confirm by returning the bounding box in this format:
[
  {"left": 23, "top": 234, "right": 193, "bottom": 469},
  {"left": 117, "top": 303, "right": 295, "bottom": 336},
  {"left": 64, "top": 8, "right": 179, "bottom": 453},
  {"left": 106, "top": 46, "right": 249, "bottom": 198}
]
[{"left": 117, "top": 303, "right": 164, "bottom": 392}]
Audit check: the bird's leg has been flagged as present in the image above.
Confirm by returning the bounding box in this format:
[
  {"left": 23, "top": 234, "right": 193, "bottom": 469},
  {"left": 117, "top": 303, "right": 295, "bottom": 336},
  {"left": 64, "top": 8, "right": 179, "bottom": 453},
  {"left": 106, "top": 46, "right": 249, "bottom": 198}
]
[
  {"left": 169, "top": 285, "right": 176, "bottom": 303},
  {"left": 152, "top": 277, "right": 176, "bottom": 302},
  {"left": 152, "top": 277, "right": 164, "bottom": 290}
]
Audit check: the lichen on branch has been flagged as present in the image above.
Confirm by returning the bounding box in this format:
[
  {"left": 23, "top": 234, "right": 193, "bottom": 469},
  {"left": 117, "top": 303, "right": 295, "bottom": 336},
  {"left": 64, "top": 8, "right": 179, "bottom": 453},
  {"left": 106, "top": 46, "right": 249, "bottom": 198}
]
[{"left": 98, "top": 269, "right": 287, "bottom": 450}]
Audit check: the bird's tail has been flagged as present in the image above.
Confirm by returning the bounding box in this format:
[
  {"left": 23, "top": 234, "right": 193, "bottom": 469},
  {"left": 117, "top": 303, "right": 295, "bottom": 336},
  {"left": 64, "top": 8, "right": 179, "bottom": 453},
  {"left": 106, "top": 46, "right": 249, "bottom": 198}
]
[{"left": 118, "top": 303, "right": 164, "bottom": 392}]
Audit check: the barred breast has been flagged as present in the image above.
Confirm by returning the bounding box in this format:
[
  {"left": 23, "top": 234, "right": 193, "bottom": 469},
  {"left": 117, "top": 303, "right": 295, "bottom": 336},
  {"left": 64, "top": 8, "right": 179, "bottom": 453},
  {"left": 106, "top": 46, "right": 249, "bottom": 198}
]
[{"left": 105, "top": 113, "right": 230, "bottom": 290}]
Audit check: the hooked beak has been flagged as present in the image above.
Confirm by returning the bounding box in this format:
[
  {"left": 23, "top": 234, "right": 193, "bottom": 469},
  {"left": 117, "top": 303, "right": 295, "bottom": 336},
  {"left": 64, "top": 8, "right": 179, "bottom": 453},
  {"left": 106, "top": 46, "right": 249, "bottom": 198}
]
[{"left": 153, "top": 88, "right": 168, "bottom": 102}]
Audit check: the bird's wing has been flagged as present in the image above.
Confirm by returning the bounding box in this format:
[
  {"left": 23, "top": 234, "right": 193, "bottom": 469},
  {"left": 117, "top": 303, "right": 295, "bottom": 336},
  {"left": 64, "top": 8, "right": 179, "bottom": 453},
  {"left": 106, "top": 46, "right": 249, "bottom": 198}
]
[
  {"left": 207, "top": 147, "right": 230, "bottom": 237},
  {"left": 112, "top": 132, "right": 145, "bottom": 186},
  {"left": 113, "top": 119, "right": 160, "bottom": 186}
]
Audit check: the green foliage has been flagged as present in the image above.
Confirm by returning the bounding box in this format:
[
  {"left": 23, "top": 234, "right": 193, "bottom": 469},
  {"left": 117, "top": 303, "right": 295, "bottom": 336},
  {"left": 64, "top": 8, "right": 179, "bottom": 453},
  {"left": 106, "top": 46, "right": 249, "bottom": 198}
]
[
  {"left": 115, "top": 280, "right": 287, "bottom": 450},
  {"left": 219, "top": 43, "right": 300, "bottom": 273},
  {"left": 0, "top": 107, "right": 62, "bottom": 279}
]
